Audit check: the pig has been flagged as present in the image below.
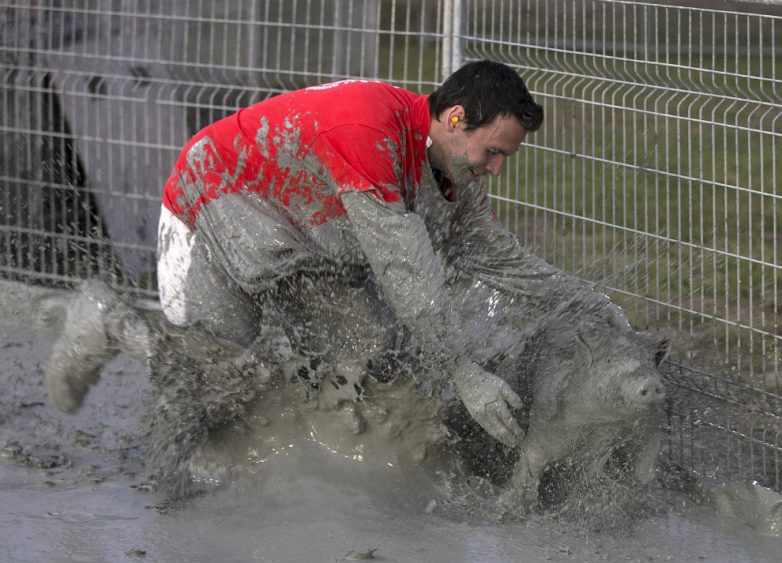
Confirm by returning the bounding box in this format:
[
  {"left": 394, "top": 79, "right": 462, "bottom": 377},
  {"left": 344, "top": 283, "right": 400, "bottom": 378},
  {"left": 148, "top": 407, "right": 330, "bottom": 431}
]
[
  {"left": 443, "top": 281, "right": 669, "bottom": 508},
  {"left": 507, "top": 316, "right": 668, "bottom": 498}
]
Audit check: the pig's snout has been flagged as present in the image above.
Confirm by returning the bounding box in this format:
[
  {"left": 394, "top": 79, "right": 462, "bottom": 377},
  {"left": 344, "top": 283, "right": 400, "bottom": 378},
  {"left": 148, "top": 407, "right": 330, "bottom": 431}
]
[{"left": 623, "top": 377, "right": 665, "bottom": 405}]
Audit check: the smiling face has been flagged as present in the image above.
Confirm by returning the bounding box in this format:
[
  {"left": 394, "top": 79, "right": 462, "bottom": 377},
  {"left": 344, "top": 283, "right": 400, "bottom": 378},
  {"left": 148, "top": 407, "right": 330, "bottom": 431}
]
[{"left": 428, "top": 105, "right": 527, "bottom": 197}]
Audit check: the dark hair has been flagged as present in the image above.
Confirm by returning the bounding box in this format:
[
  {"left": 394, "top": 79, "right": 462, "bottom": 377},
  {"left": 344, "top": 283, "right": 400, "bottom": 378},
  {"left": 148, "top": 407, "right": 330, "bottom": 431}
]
[{"left": 428, "top": 60, "right": 543, "bottom": 132}]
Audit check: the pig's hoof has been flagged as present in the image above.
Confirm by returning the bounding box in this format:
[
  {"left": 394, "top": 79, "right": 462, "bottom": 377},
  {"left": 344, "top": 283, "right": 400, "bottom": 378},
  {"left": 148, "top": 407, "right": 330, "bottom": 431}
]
[{"left": 44, "top": 280, "right": 119, "bottom": 412}]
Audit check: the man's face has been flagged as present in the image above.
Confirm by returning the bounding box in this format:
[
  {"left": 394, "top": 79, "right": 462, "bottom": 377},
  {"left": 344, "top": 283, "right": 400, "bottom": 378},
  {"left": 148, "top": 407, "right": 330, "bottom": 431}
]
[{"left": 437, "top": 113, "right": 527, "bottom": 194}]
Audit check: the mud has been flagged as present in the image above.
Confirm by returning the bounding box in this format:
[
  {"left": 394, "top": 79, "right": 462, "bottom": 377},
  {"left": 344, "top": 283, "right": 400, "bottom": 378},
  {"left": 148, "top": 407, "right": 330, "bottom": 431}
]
[{"left": 2, "top": 279, "right": 781, "bottom": 562}]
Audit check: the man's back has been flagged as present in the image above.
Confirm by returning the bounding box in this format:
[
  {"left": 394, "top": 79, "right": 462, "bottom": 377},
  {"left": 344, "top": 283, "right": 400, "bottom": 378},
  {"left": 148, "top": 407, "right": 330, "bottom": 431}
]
[{"left": 163, "top": 80, "right": 431, "bottom": 229}]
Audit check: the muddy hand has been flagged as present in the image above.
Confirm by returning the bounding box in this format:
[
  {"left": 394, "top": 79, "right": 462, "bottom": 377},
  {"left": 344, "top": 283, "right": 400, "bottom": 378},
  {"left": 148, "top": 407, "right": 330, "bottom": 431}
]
[{"left": 453, "top": 361, "right": 524, "bottom": 448}]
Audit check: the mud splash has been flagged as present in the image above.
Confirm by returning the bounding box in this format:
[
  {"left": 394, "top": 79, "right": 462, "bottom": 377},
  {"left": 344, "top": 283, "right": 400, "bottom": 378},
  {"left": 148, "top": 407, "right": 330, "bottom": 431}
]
[{"left": 3, "top": 280, "right": 782, "bottom": 561}]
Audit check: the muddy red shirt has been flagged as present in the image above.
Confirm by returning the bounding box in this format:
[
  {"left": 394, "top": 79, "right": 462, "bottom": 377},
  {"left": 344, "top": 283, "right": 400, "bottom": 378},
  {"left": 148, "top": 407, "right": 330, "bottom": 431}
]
[{"left": 162, "top": 80, "right": 431, "bottom": 229}]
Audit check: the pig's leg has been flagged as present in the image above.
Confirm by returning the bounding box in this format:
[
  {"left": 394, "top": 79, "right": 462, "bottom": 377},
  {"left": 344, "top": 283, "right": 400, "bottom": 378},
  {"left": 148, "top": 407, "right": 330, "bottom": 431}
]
[
  {"left": 506, "top": 431, "right": 560, "bottom": 501},
  {"left": 630, "top": 433, "right": 661, "bottom": 484}
]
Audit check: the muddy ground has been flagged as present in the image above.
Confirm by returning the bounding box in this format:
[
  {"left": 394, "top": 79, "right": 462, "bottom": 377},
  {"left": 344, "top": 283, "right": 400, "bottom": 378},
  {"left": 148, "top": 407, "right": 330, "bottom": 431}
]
[{"left": 1, "top": 279, "right": 780, "bottom": 563}]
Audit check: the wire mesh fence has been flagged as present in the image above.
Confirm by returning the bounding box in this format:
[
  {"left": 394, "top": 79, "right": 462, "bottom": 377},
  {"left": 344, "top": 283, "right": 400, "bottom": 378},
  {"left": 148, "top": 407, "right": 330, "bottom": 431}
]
[
  {"left": 1, "top": 0, "right": 779, "bottom": 492},
  {"left": 472, "top": 0, "right": 781, "bottom": 492}
]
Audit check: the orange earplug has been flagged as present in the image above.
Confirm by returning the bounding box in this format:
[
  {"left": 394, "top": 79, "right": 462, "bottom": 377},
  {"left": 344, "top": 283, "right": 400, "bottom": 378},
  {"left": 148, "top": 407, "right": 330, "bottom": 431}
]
[{"left": 451, "top": 115, "right": 459, "bottom": 126}]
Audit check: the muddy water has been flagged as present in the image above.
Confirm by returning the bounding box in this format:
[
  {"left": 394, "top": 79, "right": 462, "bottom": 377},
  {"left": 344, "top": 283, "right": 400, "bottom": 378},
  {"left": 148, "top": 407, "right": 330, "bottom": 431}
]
[{"left": 1, "top": 280, "right": 780, "bottom": 563}]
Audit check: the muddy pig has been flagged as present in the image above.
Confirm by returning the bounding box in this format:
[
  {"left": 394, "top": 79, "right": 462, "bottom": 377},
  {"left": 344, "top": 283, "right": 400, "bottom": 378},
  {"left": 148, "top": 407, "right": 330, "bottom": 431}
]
[{"left": 446, "top": 296, "right": 669, "bottom": 505}]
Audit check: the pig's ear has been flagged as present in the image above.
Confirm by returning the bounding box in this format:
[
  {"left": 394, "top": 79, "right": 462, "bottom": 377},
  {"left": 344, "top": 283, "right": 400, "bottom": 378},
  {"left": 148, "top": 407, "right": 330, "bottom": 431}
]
[
  {"left": 575, "top": 331, "right": 594, "bottom": 368},
  {"left": 654, "top": 337, "right": 671, "bottom": 367},
  {"left": 605, "top": 302, "right": 633, "bottom": 332},
  {"left": 640, "top": 332, "right": 671, "bottom": 367}
]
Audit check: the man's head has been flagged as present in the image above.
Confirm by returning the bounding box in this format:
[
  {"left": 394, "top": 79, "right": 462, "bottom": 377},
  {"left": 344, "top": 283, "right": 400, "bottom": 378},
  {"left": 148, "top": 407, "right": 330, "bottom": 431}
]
[{"left": 427, "top": 60, "right": 543, "bottom": 196}]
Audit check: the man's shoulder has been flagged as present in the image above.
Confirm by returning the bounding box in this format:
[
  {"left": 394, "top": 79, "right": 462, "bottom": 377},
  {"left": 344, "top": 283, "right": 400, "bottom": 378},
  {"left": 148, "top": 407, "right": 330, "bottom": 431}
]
[
  {"left": 295, "top": 79, "right": 421, "bottom": 112},
  {"left": 300, "top": 78, "right": 392, "bottom": 93}
]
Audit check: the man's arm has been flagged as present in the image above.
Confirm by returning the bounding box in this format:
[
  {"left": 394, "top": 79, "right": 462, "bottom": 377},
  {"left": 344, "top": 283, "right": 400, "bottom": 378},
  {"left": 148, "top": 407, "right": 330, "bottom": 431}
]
[
  {"left": 449, "top": 184, "right": 631, "bottom": 331},
  {"left": 340, "top": 190, "right": 525, "bottom": 447}
]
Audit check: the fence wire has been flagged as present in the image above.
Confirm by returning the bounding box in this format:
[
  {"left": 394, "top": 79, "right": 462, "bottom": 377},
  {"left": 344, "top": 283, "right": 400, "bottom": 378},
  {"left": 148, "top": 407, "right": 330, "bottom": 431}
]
[
  {"left": 0, "top": 0, "right": 780, "bottom": 492},
  {"left": 470, "top": 0, "right": 781, "bottom": 491}
]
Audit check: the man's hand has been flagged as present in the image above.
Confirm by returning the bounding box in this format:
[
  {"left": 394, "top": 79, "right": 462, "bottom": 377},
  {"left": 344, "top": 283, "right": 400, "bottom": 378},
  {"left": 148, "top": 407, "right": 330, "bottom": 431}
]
[{"left": 453, "top": 361, "right": 525, "bottom": 447}]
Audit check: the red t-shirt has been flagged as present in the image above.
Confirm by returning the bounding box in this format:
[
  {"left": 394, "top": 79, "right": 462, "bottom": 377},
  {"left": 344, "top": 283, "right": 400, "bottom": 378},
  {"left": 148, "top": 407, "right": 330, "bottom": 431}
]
[{"left": 162, "top": 80, "right": 431, "bottom": 229}]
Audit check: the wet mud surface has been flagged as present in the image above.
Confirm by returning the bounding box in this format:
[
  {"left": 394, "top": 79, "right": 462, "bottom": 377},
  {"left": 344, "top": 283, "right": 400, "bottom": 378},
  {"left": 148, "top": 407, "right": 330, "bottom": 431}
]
[{"left": 1, "top": 280, "right": 781, "bottom": 563}]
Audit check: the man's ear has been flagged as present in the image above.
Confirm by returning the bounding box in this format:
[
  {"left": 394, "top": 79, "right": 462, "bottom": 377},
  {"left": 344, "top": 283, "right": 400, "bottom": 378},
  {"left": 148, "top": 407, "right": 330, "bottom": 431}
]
[{"left": 445, "top": 105, "right": 465, "bottom": 128}]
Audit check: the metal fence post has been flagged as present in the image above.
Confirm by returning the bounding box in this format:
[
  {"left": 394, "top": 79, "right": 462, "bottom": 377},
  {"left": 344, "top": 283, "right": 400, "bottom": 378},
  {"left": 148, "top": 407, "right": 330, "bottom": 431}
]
[{"left": 441, "top": 0, "right": 464, "bottom": 79}]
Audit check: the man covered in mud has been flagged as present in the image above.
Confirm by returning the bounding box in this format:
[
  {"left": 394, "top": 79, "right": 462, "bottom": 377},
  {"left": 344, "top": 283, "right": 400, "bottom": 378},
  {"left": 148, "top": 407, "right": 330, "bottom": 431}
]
[{"left": 46, "top": 60, "right": 544, "bottom": 449}]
